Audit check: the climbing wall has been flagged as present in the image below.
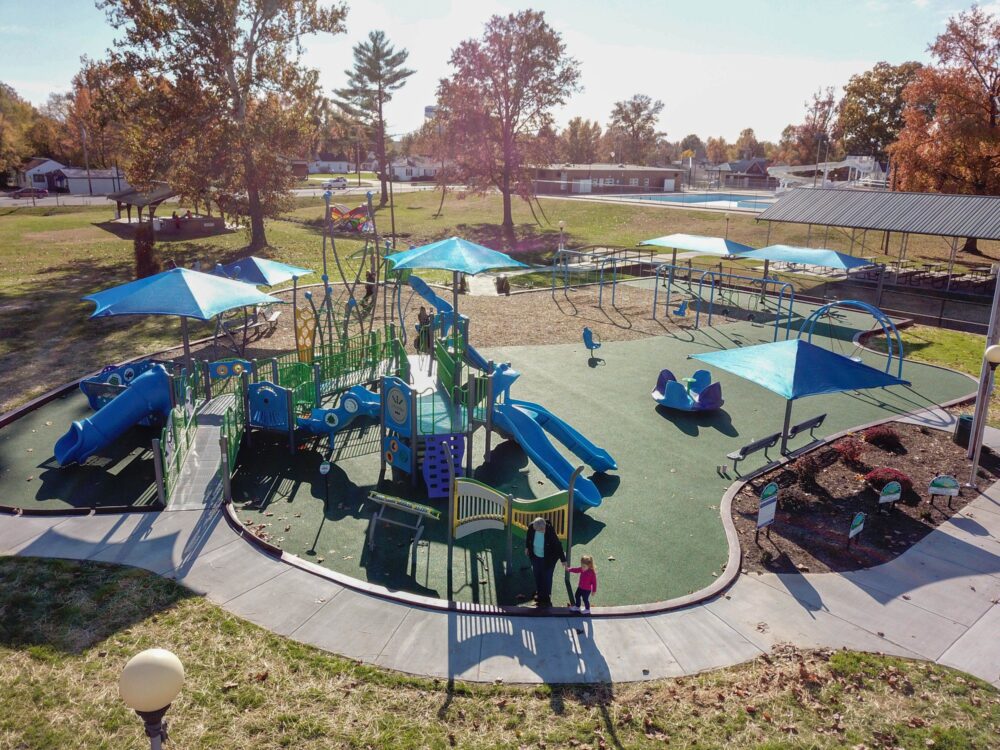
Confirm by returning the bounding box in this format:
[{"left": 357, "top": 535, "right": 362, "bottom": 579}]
[{"left": 421, "top": 434, "right": 465, "bottom": 499}]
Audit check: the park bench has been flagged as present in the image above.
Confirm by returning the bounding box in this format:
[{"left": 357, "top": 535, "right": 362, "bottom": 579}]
[
  {"left": 785, "top": 413, "right": 826, "bottom": 443},
  {"left": 366, "top": 491, "right": 441, "bottom": 570},
  {"left": 726, "top": 432, "right": 781, "bottom": 473}
]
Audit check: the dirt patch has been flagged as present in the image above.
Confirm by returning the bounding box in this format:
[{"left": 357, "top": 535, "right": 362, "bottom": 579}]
[
  {"left": 23, "top": 226, "right": 107, "bottom": 244},
  {"left": 732, "top": 421, "right": 999, "bottom": 574},
  {"left": 186, "top": 282, "right": 703, "bottom": 362}
]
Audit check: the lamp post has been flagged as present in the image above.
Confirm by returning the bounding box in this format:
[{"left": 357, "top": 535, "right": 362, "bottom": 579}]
[
  {"left": 119, "top": 648, "right": 185, "bottom": 750},
  {"left": 320, "top": 459, "right": 331, "bottom": 509},
  {"left": 967, "top": 344, "right": 1000, "bottom": 488},
  {"left": 724, "top": 213, "right": 731, "bottom": 240},
  {"left": 558, "top": 220, "right": 565, "bottom": 251}
]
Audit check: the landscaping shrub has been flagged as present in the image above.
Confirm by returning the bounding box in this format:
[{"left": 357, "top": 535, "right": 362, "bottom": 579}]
[
  {"left": 793, "top": 453, "right": 823, "bottom": 485},
  {"left": 862, "top": 424, "right": 904, "bottom": 453},
  {"left": 864, "top": 467, "right": 913, "bottom": 494},
  {"left": 833, "top": 437, "right": 866, "bottom": 466},
  {"left": 779, "top": 487, "right": 812, "bottom": 510}
]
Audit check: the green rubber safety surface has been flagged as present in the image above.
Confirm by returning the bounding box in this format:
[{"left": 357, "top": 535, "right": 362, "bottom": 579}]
[
  {"left": 231, "top": 309, "right": 975, "bottom": 607},
  {"left": 0, "top": 390, "right": 159, "bottom": 511}
]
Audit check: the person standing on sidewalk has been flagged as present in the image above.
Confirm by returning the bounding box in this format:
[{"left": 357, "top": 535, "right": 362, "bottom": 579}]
[
  {"left": 565, "top": 555, "right": 597, "bottom": 614},
  {"left": 526, "top": 517, "right": 565, "bottom": 607}
]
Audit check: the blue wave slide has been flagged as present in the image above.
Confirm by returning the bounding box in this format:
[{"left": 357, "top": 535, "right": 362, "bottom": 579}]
[
  {"left": 491, "top": 400, "right": 616, "bottom": 509},
  {"left": 55, "top": 364, "right": 173, "bottom": 466}
]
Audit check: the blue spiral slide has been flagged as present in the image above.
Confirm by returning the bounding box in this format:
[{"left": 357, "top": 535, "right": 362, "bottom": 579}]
[{"left": 54, "top": 365, "right": 173, "bottom": 466}]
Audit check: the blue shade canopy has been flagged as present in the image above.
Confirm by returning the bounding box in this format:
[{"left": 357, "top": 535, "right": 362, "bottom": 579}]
[
  {"left": 218, "top": 256, "right": 313, "bottom": 287},
  {"left": 691, "top": 339, "right": 908, "bottom": 401},
  {"left": 739, "top": 244, "right": 871, "bottom": 270},
  {"left": 385, "top": 236, "right": 528, "bottom": 275},
  {"left": 640, "top": 233, "right": 755, "bottom": 257},
  {"left": 85, "top": 268, "right": 281, "bottom": 321}
]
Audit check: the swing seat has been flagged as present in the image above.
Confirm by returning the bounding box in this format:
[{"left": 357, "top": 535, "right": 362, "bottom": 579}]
[
  {"left": 582, "top": 327, "right": 601, "bottom": 354},
  {"left": 673, "top": 299, "right": 688, "bottom": 317}
]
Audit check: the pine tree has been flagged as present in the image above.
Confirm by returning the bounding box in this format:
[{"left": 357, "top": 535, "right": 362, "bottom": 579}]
[{"left": 335, "top": 31, "right": 415, "bottom": 206}]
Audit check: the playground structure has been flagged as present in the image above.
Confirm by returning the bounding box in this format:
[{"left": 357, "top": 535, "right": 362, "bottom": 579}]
[
  {"left": 550, "top": 247, "right": 796, "bottom": 340},
  {"left": 651, "top": 368, "right": 724, "bottom": 412},
  {"left": 329, "top": 203, "right": 372, "bottom": 232},
  {"left": 449, "top": 473, "right": 577, "bottom": 576},
  {"left": 796, "top": 299, "right": 905, "bottom": 378},
  {"left": 53, "top": 260, "right": 615, "bottom": 575}
]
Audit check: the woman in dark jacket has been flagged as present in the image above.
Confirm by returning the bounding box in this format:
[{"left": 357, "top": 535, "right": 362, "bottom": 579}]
[{"left": 525, "top": 517, "right": 565, "bottom": 607}]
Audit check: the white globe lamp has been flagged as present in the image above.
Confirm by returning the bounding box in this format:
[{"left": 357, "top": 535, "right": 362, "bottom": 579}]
[{"left": 119, "top": 648, "right": 185, "bottom": 749}]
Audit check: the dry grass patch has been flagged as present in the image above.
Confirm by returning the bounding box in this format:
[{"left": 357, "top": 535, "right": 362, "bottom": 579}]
[{"left": 1, "top": 557, "right": 997, "bottom": 749}]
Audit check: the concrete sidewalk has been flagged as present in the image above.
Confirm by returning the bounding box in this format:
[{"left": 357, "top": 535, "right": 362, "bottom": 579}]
[{"left": 3, "top": 482, "right": 998, "bottom": 687}]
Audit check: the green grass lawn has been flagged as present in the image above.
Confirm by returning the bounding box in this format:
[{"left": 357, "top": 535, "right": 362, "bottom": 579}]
[
  {"left": 868, "top": 324, "right": 996, "bottom": 424},
  {"left": 310, "top": 190, "right": 998, "bottom": 266},
  {"left": 2, "top": 190, "right": 996, "bottom": 412},
  {"left": 1, "top": 556, "right": 996, "bottom": 749},
  {"left": 0, "top": 204, "right": 366, "bottom": 412}
]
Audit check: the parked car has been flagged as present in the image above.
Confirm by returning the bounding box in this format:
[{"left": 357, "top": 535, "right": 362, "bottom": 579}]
[
  {"left": 323, "top": 177, "right": 348, "bottom": 189},
  {"left": 11, "top": 187, "right": 49, "bottom": 198}
]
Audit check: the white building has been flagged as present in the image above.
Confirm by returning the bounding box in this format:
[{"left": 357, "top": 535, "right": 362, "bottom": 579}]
[
  {"left": 16, "top": 157, "right": 64, "bottom": 189},
  {"left": 52, "top": 167, "right": 129, "bottom": 195},
  {"left": 309, "top": 156, "right": 352, "bottom": 173},
  {"left": 388, "top": 156, "right": 441, "bottom": 181}
]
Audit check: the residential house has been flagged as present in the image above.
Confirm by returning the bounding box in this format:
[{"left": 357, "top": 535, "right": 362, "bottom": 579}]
[
  {"left": 713, "top": 158, "right": 777, "bottom": 189},
  {"left": 388, "top": 156, "right": 441, "bottom": 182},
  {"left": 52, "top": 167, "right": 130, "bottom": 195},
  {"left": 531, "top": 163, "right": 687, "bottom": 195},
  {"left": 309, "top": 153, "right": 352, "bottom": 173},
  {"left": 16, "top": 157, "right": 64, "bottom": 190}
]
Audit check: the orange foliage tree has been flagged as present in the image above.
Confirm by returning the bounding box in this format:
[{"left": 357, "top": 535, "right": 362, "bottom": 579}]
[{"left": 890, "top": 6, "right": 1000, "bottom": 197}]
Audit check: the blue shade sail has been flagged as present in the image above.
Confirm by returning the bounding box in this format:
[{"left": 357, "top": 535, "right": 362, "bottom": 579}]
[
  {"left": 739, "top": 244, "right": 871, "bottom": 270},
  {"left": 639, "top": 233, "right": 755, "bottom": 257},
  {"left": 385, "top": 236, "right": 528, "bottom": 275},
  {"left": 691, "top": 339, "right": 907, "bottom": 401},
  {"left": 85, "top": 267, "right": 281, "bottom": 321},
  {"left": 218, "top": 256, "right": 313, "bottom": 287}
]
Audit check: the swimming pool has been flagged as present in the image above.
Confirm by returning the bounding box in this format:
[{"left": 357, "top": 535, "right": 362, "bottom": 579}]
[{"left": 626, "top": 192, "right": 775, "bottom": 211}]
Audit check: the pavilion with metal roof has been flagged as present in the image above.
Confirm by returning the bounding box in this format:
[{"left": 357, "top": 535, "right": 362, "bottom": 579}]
[
  {"left": 107, "top": 181, "right": 178, "bottom": 223},
  {"left": 758, "top": 188, "right": 1000, "bottom": 241},
  {"left": 757, "top": 188, "right": 1000, "bottom": 290}
]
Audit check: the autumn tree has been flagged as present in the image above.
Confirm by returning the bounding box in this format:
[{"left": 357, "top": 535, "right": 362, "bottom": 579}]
[
  {"left": 679, "top": 133, "right": 705, "bottom": 160},
  {"left": 836, "top": 61, "right": 922, "bottom": 159},
  {"left": 606, "top": 94, "right": 665, "bottom": 164},
  {"left": 559, "top": 117, "right": 602, "bottom": 163},
  {"left": 734, "top": 128, "right": 765, "bottom": 160},
  {"left": 0, "top": 84, "right": 37, "bottom": 183},
  {"left": 890, "top": 6, "right": 999, "bottom": 198},
  {"left": 101, "top": 0, "right": 347, "bottom": 250},
  {"left": 705, "top": 136, "right": 729, "bottom": 165},
  {"left": 335, "top": 31, "right": 414, "bottom": 206},
  {"left": 775, "top": 87, "right": 838, "bottom": 165},
  {"left": 438, "top": 10, "right": 580, "bottom": 231}
]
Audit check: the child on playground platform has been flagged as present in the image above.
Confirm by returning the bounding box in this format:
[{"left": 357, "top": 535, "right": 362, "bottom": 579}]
[{"left": 565, "top": 555, "right": 597, "bottom": 613}]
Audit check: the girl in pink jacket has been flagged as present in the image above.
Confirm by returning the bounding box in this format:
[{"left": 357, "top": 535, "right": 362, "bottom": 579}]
[{"left": 566, "top": 554, "right": 597, "bottom": 614}]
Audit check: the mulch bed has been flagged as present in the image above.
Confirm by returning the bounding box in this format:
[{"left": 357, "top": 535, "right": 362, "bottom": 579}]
[
  {"left": 732, "top": 421, "right": 999, "bottom": 574},
  {"left": 187, "top": 282, "right": 692, "bottom": 362}
]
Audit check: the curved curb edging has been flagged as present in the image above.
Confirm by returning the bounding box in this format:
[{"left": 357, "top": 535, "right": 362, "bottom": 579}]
[
  {"left": 218, "top": 368, "right": 980, "bottom": 618},
  {"left": 2, "top": 321, "right": 982, "bottom": 616}
]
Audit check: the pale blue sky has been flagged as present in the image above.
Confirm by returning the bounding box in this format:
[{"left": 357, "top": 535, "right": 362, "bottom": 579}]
[{"left": 1, "top": 0, "right": 991, "bottom": 141}]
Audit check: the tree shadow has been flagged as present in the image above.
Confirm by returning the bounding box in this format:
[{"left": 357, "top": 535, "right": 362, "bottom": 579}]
[{"left": 0, "top": 556, "right": 194, "bottom": 654}]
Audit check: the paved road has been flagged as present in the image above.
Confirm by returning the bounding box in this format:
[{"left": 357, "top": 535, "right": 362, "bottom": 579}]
[
  {"left": 0, "top": 182, "right": 441, "bottom": 209},
  {"left": 3, "top": 406, "right": 998, "bottom": 686}
]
